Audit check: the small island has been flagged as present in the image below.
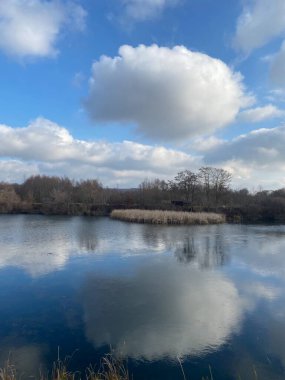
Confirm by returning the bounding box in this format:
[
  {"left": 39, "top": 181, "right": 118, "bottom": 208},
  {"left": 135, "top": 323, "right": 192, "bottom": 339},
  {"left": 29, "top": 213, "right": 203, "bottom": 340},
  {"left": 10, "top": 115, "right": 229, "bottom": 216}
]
[{"left": 111, "top": 209, "right": 225, "bottom": 225}]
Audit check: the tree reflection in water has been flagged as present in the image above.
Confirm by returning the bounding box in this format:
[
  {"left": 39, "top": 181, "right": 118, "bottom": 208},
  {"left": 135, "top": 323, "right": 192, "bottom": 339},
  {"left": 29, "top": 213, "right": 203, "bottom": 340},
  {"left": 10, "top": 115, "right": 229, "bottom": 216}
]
[{"left": 175, "top": 234, "right": 229, "bottom": 268}]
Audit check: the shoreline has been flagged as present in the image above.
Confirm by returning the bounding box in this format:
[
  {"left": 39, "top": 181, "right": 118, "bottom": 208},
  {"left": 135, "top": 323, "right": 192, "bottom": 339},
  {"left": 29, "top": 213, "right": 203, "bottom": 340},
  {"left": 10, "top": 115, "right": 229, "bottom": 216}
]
[{"left": 0, "top": 203, "right": 285, "bottom": 224}]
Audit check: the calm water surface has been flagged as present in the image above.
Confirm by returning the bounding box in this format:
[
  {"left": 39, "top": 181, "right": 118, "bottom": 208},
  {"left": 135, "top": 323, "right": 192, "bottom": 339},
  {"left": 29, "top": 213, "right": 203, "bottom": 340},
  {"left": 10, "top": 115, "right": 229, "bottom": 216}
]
[{"left": 0, "top": 215, "right": 285, "bottom": 379}]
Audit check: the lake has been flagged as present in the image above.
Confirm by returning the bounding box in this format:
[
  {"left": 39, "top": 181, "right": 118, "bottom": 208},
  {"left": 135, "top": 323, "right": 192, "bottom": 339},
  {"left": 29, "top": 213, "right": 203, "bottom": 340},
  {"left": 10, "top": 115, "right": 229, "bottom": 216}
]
[{"left": 0, "top": 215, "right": 284, "bottom": 379}]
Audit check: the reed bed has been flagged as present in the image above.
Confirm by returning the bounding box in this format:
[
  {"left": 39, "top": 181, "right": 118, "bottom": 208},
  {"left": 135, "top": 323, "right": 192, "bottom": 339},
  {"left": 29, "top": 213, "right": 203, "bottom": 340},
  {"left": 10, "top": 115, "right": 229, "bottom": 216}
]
[{"left": 110, "top": 209, "right": 225, "bottom": 225}]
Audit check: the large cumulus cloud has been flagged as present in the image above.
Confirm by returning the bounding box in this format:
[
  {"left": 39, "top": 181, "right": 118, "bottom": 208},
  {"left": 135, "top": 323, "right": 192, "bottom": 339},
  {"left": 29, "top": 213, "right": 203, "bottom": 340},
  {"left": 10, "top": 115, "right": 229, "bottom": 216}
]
[{"left": 85, "top": 44, "right": 250, "bottom": 141}]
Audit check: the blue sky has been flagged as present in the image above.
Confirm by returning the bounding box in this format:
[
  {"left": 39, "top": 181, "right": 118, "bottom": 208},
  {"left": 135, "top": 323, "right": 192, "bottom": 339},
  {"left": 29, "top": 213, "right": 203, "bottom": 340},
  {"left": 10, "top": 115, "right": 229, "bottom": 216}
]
[{"left": 0, "top": 0, "right": 285, "bottom": 188}]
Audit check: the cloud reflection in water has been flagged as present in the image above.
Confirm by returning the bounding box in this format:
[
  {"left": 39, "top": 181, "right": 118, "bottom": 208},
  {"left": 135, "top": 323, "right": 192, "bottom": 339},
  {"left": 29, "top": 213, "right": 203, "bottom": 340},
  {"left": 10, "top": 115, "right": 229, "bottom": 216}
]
[{"left": 80, "top": 262, "right": 243, "bottom": 360}]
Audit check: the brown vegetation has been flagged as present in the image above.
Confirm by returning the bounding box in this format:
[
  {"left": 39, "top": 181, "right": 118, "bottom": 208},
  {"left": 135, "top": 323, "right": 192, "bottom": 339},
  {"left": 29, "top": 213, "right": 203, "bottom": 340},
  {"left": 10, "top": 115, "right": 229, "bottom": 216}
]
[
  {"left": 0, "top": 355, "right": 129, "bottom": 380},
  {"left": 0, "top": 168, "right": 285, "bottom": 222},
  {"left": 0, "top": 353, "right": 261, "bottom": 380},
  {"left": 111, "top": 209, "right": 225, "bottom": 225}
]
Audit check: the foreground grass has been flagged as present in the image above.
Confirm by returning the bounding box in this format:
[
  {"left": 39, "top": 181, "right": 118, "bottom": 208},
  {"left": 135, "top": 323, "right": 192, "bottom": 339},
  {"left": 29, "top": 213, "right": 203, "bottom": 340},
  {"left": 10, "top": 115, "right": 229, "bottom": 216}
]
[
  {"left": 0, "top": 355, "right": 129, "bottom": 380},
  {"left": 111, "top": 209, "right": 226, "bottom": 225},
  {"left": 0, "top": 354, "right": 262, "bottom": 380}
]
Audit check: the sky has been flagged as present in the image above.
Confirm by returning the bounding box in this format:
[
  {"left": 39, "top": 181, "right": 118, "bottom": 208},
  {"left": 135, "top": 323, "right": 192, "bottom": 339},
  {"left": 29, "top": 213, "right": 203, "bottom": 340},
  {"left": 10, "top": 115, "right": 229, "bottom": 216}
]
[{"left": 0, "top": 0, "right": 285, "bottom": 189}]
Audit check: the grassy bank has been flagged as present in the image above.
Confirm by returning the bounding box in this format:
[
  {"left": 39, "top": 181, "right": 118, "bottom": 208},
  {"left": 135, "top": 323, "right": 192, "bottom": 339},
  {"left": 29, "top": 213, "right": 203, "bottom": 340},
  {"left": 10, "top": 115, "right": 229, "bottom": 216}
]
[{"left": 110, "top": 209, "right": 225, "bottom": 225}]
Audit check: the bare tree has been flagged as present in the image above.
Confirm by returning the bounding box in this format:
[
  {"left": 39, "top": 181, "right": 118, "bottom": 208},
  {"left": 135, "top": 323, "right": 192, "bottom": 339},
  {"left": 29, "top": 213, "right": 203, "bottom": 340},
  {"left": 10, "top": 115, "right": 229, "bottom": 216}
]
[
  {"left": 139, "top": 178, "right": 169, "bottom": 207},
  {"left": 173, "top": 170, "right": 199, "bottom": 207},
  {"left": 198, "top": 167, "right": 212, "bottom": 209},
  {"left": 75, "top": 179, "right": 104, "bottom": 204},
  {"left": 198, "top": 167, "right": 232, "bottom": 209},
  {"left": 0, "top": 183, "right": 20, "bottom": 212},
  {"left": 211, "top": 168, "right": 232, "bottom": 207}
]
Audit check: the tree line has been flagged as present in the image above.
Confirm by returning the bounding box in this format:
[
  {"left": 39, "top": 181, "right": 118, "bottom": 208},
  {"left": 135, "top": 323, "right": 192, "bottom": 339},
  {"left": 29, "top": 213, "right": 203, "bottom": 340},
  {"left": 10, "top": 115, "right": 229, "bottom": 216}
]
[{"left": 0, "top": 168, "right": 285, "bottom": 221}]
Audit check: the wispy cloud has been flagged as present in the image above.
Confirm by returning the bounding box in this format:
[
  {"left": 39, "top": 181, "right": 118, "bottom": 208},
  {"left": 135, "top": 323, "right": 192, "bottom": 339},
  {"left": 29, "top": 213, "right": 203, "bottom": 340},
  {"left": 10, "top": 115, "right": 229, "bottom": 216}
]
[
  {"left": 233, "top": 0, "right": 285, "bottom": 54},
  {"left": 238, "top": 104, "right": 285, "bottom": 123},
  {"left": 121, "top": 0, "right": 179, "bottom": 22}
]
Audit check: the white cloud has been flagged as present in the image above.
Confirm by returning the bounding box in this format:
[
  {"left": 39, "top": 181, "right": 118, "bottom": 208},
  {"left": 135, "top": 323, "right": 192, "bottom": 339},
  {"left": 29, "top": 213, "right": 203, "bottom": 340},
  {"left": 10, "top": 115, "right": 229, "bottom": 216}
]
[
  {"left": 85, "top": 44, "right": 250, "bottom": 141},
  {"left": 234, "top": 0, "right": 285, "bottom": 54},
  {"left": 0, "top": 118, "right": 200, "bottom": 186},
  {"left": 234, "top": 1, "right": 285, "bottom": 87},
  {"left": 265, "top": 88, "right": 285, "bottom": 103},
  {"left": 205, "top": 126, "right": 285, "bottom": 166},
  {"left": 238, "top": 104, "right": 285, "bottom": 123},
  {"left": 203, "top": 125, "right": 285, "bottom": 188},
  {"left": 3, "top": 117, "right": 285, "bottom": 188},
  {"left": 72, "top": 71, "right": 86, "bottom": 88},
  {"left": 270, "top": 41, "right": 285, "bottom": 87},
  {"left": 191, "top": 136, "right": 226, "bottom": 152},
  {"left": 0, "top": 160, "right": 39, "bottom": 183},
  {"left": 121, "top": 0, "right": 179, "bottom": 21},
  {"left": 0, "top": 0, "right": 86, "bottom": 58}
]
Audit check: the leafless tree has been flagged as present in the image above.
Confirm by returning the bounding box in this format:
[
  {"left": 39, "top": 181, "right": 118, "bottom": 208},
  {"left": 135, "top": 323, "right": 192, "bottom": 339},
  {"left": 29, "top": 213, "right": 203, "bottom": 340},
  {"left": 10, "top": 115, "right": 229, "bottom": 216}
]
[
  {"left": 173, "top": 170, "right": 199, "bottom": 207},
  {"left": 198, "top": 167, "right": 232, "bottom": 209}
]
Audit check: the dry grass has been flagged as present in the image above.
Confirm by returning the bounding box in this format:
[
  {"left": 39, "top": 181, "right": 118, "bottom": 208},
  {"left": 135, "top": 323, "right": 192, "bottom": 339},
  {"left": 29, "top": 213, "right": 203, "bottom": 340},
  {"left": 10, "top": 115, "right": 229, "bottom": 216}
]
[
  {"left": 47, "top": 355, "right": 129, "bottom": 380},
  {"left": 86, "top": 355, "right": 129, "bottom": 380},
  {"left": 0, "top": 354, "right": 129, "bottom": 380},
  {"left": 49, "top": 359, "right": 76, "bottom": 380},
  {"left": 110, "top": 209, "right": 225, "bottom": 225},
  {"left": 0, "top": 353, "right": 261, "bottom": 380},
  {"left": 0, "top": 359, "right": 17, "bottom": 380}
]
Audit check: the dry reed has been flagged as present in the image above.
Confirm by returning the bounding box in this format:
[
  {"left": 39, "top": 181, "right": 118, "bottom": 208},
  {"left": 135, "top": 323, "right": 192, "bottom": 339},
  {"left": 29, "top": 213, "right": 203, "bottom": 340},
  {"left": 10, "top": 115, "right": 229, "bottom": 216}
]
[
  {"left": 0, "top": 359, "right": 17, "bottom": 380},
  {"left": 0, "top": 356, "right": 129, "bottom": 380},
  {"left": 0, "top": 354, "right": 260, "bottom": 379},
  {"left": 110, "top": 209, "right": 225, "bottom": 225}
]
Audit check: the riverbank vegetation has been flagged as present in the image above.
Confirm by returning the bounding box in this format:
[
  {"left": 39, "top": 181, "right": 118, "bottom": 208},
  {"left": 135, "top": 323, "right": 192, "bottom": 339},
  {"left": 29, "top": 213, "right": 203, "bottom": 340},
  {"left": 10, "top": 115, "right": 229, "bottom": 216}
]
[
  {"left": 0, "top": 166, "right": 285, "bottom": 222},
  {"left": 0, "top": 354, "right": 129, "bottom": 380},
  {"left": 111, "top": 209, "right": 225, "bottom": 225},
  {"left": 0, "top": 353, "right": 260, "bottom": 380}
]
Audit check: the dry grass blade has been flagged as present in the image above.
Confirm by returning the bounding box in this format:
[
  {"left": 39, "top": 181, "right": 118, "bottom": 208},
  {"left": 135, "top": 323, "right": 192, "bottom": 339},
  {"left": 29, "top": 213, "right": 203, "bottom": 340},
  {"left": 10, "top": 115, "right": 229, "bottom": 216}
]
[
  {"left": 0, "top": 359, "right": 17, "bottom": 380},
  {"left": 177, "top": 356, "right": 186, "bottom": 380},
  {"left": 85, "top": 354, "right": 129, "bottom": 380},
  {"left": 99, "top": 354, "right": 129, "bottom": 380},
  {"left": 50, "top": 359, "right": 76, "bottom": 380},
  {"left": 0, "top": 353, "right": 129, "bottom": 380}
]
